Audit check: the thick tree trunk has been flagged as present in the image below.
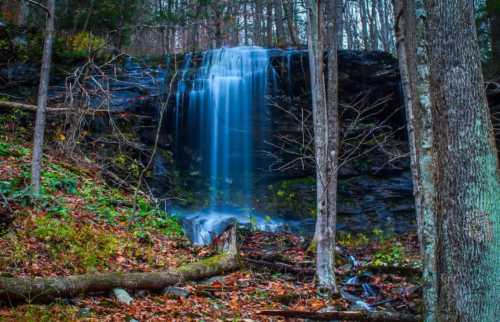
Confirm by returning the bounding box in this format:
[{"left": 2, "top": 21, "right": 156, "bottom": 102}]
[
  {"left": 31, "top": 0, "right": 55, "bottom": 194},
  {"left": 0, "top": 254, "right": 239, "bottom": 304},
  {"left": 307, "top": 0, "right": 338, "bottom": 293},
  {"left": 424, "top": 0, "right": 500, "bottom": 320},
  {"left": 394, "top": 1, "right": 437, "bottom": 321}
]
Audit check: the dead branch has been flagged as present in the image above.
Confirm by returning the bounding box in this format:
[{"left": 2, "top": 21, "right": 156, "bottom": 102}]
[
  {"left": 259, "top": 310, "right": 421, "bottom": 322},
  {"left": 244, "top": 258, "right": 315, "bottom": 276}
]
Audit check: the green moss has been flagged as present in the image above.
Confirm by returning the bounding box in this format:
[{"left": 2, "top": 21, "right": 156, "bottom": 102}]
[
  {"left": 0, "top": 304, "right": 79, "bottom": 322},
  {"left": 33, "top": 216, "right": 119, "bottom": 271}
]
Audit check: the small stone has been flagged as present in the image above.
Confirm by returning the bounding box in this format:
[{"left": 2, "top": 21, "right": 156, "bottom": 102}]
[
  {"left": 201, "top": 275, "right": 225, "bottom": 285},
  {"left": 163, "top": 287, "right": 191, "bottom": 298},
  {"left": 78, "top": 307, "right": 91, "bottom": 318},
  {"left": 113, "top": 288, "right": 134, "bottom": 305}
]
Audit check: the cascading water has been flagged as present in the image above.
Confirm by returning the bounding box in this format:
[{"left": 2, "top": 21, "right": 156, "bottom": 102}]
[{"left": 173, "top": 47, "right": 285, "bottom": 244}]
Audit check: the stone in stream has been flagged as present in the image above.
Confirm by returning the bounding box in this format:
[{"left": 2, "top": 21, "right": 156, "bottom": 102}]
[{"left": 113, "top": 288, "right": 134, "bottom": 305}]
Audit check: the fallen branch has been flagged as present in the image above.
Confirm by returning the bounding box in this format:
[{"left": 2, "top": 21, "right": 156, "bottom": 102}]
[
  {"left": 259, "top": 310, "right": 421, "bottom": 322},
  {"left": 0, "top": 100, "right": 140, "bottom": 115},
  {"left": 244, "top": 257, "right": 315, "bottom": 276}
]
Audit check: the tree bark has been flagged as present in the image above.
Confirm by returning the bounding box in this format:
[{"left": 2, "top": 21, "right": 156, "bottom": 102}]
[
  {"left": 424, "top": 0, "right": 500, "bottom": 320},
  {"left": 0, "top": 254, "right": 239, "bottom": 304},
  {"left": 307, "top": 0, "right": 338, "bottom": 293},
  {"left": 393, "top": 1, "right": 437, "bottom": 320},
  {"left": 31, "top": 0, "right": 55, "bottom": 194}
]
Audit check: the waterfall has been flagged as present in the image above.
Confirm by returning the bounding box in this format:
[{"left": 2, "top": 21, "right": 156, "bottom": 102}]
[
  {"left": 187, "top": 47, "right": 270, "bottom": 207},
  {"left": 172, "top": 46, "right": 284, "bottom": 244}
]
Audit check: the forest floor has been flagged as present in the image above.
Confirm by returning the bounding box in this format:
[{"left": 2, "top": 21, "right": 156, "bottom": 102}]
[{"left": 0, "top": 132, "right": 423, "bottom": 321}]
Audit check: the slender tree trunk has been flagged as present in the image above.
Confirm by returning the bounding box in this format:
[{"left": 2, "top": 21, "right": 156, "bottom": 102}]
[
  {"left": 31, "top": 0, "right": 56, "bottom": 194},
  {"left": 369, "top": 0, "right": 379, "bottom": 50},
  {"left": 243, "top": 1, "right": 249, "bottom": 45},
  {"left": 284, "top": 0, "right": 300, "bottom": 46},
  {"left": 424, "top": 0, "right": 500, "bottom": 320},
  {"left": 378, "top": 0, "right": 390, "bottom": 52},
  {"left": 307, "top": 0, "right": 338, "bottom": 294},
  {"left": 488, "top": 0, "right": 500, "bottom": 76},
  {"left": 274, "top": 0, "right": 286, "bottom": 46},
  {"left": 325, "top": 0, "right": 340, "bottom": 295},
  {"left": 266, "top": 0, "right": 273, "bottom": 47},
  {"left": 335, "top": 0, "right": 344, "bottom": 48},
  {"left": 359, "top": 0, "right": 370, "bottom": 50},
  {"left": 394, "top": 1, "right": 437, "bottom": 321},
  {"left": 254, "top": 0, "right": 263, "bottom": 45},
  {"left": 18, "top": 0, "right": 29, "bottom": 26}
]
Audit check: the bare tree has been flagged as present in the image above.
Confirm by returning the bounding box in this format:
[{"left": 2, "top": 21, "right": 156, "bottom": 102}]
[
  {"left": 31, "top": 0, "right": 55, "bottom": 194},
  {"left": 306, "top": 0, "right": 338, "bottom": 294}
]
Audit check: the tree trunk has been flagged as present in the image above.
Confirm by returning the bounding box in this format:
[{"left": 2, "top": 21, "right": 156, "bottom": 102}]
[
  {"left": 335, "top": 0, "right": 344, "bottom": 48},
  {"left": 394, "top": 0, "right": 437, "bottom": 321},
  {"left": 359, "top": 0, "right": 370, "bottom": 50},
  {"left": 254, "top": 0, "right": 263, "bottom": 45},
  {"left": 31, "top": 0, "right": 56, "bottom": 194},
  {"left": 0, "top": 253, "right": 239, "bottom": 304},
  {"left": 424, "top": 0, "right": 500, "bottom": 320},
  {"left": 369, "top": 0, "right": 379, "bottom": 50},
  {"left": 274, "top": 0, "right": 286, "bottom": 46},
  {"left": 488, "top": 0, "right": 500, "bottom": 76},
  {"left": 283, "top": 0, "right": 300, "bottom": 46},
  {"left": 266, "top": 0, "right": 273, "bottom": 47},
  {"left": 306, "top": 0, "right": 338, "bottom": 293}
]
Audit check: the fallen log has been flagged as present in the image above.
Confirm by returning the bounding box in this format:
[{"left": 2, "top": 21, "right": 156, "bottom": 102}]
[
  {"left": 0, "top": 226, "right": 240, "bottom": 304},
  {"left": 259, "top": 310, "right": 422, "bottom": 322},
  {"left": 0, "top": 253, "right": 239, "bottom": 304}
]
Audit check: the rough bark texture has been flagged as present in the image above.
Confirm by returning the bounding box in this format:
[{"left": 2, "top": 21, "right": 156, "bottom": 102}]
[
  {"left": 31, "top": 0, "right": 56, "bottom": 194},
  {"left": 425, "top": 0, "right": 500, "bottom": 321},
  {"left": 307, "top": 0, "right": 337, "bottom": 293},
  {"left": 394, "top": 1, "right": 437, "bottom": 321},
  {"left": 0, "top": 254, "right": 239, "bottom": 304}
]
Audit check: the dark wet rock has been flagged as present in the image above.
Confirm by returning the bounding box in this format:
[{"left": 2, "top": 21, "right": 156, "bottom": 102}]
[
  {"left": 201, "top": 275, "right": 226, "bottom": 285},
  {"left": 163, "top": 287, "right": 191, "bottom": 298}
]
